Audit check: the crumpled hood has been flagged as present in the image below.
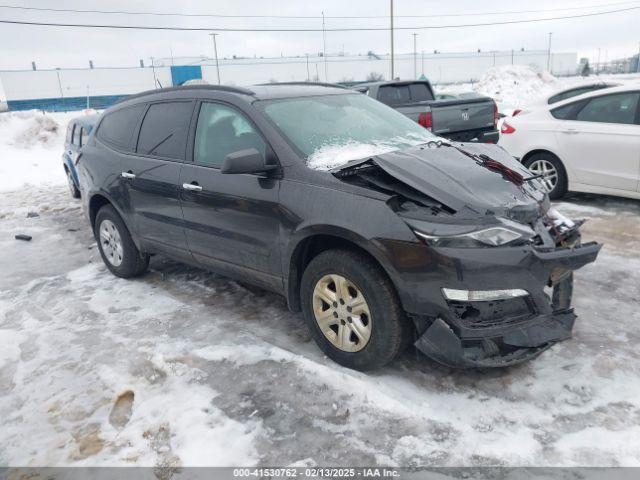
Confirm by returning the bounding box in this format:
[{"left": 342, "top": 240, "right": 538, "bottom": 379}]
[{"left": 370, "top": 142, "right": 548, "bottom": 222}]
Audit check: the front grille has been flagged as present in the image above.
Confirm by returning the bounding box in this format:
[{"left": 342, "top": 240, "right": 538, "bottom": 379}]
[{"left": 449, "top": 296, "right": 534, "bottom": 330}]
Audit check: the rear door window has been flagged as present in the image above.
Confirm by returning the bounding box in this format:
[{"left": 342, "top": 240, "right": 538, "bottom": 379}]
[
  {"left": 71, "top": 124, "right": 78, "bottom": 146},
  {"left": 136, "top": 101, "right": 194, "bottom": 160},
  {"left": 97, "top": 105, "right": 145, "bottom": 151},
  {"left": 408, "top": 83, "right": 434, "bottom": 102},
  {"left": 378, "top": 85, "right": 411, "bottom": 105},
  {"left": 575, "top": 92, "right": 639, "bottom": 125},
  {"left": 66, "top": 124, "right": 74, "bottom": 145}
]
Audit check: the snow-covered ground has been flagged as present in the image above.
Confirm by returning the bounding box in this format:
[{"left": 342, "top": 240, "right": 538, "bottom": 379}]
[
  {"left": 435, "top": 66, "right": 640, "bottom": 114},
  {"left": 1, "top": 104, "right": 640, "bottom": 469}
]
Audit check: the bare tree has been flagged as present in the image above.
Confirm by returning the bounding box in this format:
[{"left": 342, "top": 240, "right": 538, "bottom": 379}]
[{"left": 366, "top": 72, "right": 385, "bottom": 82}]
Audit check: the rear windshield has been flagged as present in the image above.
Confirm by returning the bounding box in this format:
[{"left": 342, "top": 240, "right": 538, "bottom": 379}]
[
  {"left": 258, "top": 93, "right": 434, "bottom": 170},
  {"left": 378, "top": 83, "right": 434, "bottom": 106}
]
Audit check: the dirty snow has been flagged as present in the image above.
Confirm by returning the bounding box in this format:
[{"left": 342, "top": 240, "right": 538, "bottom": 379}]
[
  {"left": 0, "top": 110, "right": 73, "bottom": 192},
  {"left": 2, "top": 102, "right": 640, "bottom": 468}
]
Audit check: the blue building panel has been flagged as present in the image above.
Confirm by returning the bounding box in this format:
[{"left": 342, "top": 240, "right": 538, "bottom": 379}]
[{"left": 170, "top": 65, "right": 202, "bottom": 86}]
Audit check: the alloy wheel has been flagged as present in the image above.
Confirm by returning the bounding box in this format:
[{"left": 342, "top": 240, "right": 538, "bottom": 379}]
[
  {"left": 312, "top": 274, "right": 372, "bottom": 352},
  {"left": 528, "top": 159, "right": 558, "bottom": 193},
  {"left": 99, "top": 219, "right": 124, "bottom": 267}
]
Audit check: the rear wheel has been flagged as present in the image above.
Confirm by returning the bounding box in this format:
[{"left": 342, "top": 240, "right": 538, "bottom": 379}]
[
  {"left": 523, "top": 152, "right": 567, "bottom": 200},
  {"left": 65, "top": 168, "right": 81, "bottom": 199},
  {"left": 94, "top": 205, "right": 149, "bottom": 278},
  {"left": 300, "top": 249, "right": 411, "bottom": 371}
]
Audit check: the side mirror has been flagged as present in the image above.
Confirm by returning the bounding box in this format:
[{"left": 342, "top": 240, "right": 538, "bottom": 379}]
[{"left": 220, "top": 148, "right": 278, "bottom": 175}]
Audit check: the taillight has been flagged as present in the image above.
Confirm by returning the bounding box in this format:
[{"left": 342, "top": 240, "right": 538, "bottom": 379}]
[
  {"left": 512, "top": 109, "right": 522, "bottom": 116},
  {"left": 418, "top": 111, "right": 433, "bottom": 130},
  {"left": 493, "top": 102, "right": 499, "bottom": 126},
  {"left": 501, "top": 122, "right": 516, "bottom": 134}
]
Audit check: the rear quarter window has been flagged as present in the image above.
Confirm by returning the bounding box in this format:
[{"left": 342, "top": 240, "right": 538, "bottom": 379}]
[
  {"left": 97, "top": 105, "right": 145, "bottom": 151},
  {"left": 550, "top": 101, "right": 585, "bottom": 120}
]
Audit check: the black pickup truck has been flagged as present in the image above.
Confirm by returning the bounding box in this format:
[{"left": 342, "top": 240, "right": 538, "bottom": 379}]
[{"left": 353, "top": 80, "right": 499, "bottom": 143}]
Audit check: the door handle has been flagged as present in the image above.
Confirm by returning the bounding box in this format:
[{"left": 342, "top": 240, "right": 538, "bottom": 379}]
[
  {"left": 182, "top": 182, "right": 203, "bottom": 192},
  {"left": 561, "top": 129, "right": 579, "bottom": 134},
  {"left": 121, "top": 171, "right": 136, "bottom": 179}
]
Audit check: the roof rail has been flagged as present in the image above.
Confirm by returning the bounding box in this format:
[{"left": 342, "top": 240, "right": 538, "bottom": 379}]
[
  {"left": 115, "top": 84, "right": 255, "bottom": 105},
  {"left": 254, "top": 81, "right": 348, "bottom": 90}
]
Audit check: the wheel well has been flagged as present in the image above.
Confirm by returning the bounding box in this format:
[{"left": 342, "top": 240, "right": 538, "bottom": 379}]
[
  {"left": 287, "top": 234, "right": 394, "bottom": 312},
  {"left": 521, "top": 149, "right": 559, "bottom": 166},
  {"left": 88, "top": 194, "right": 111, "bottom": 228}
]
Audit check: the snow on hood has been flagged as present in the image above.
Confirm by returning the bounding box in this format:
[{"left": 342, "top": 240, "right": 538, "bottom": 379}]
[{"left": 306, "top": 135, "right": 432, "bottom": 171}]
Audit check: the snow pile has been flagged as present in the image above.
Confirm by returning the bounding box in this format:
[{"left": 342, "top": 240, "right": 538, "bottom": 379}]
[
  {"left": 4, "top": 111, "right": 62, "bottom": 148},
  {"left": 0, "top": 110, "right": 76, "bottom": 192},
  {"left": 474, "top": 65, "right": 559, "bottom": 111}
]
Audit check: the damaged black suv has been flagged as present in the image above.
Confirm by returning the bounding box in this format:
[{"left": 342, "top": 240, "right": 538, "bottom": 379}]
[{"left": 78, "top": 83, "right": 601, "bottom": 370}]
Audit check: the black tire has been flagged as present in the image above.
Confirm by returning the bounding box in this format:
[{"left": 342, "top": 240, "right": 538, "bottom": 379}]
[
  {"left": 523, "top": 152, "right": 568, "bottom": 200},
  {"left": 65, "top": 167, "right": 81, "bottom": 199},
  {"left": 300, "top": 249, "right": 411, "bottom": 371},
  {"left": 94, "top": 204, "right": 149, "bottom": 278}
]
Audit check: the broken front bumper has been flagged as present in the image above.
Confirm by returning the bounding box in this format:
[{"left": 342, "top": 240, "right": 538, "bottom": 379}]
[{"left": 408, "top": 241, "right": 602, "bottom": 368}]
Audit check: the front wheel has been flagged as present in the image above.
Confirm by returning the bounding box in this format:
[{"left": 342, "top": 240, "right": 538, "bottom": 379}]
[
  {"left": 94, "top": 205, "right": 149, "bottom": 278},
  {"left": 523, "top": 152, "right": 567, "bottom": 200},
  {"left": 300, "top": 249, "right": 411, "bottom": 371}
]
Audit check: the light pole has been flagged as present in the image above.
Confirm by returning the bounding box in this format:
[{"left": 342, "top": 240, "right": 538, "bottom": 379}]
[
  {"left": 546, "top": 32, "right": 553, "bottom": 72},
  {"left": 321, "top": 12, "right": 328, "bottom": 81},
  {"left": 412, "top": 33, "right": 418, "bottom": 79},
  {"left": 390, "top": 0, "right": 395, "bottom": 80},
  {"left": 305, "top": 54, "right": 310, "bottom": 81},
  {"left": 149, "top": 56, "right": 157, "bottom": 88},
  {"left": 209, "top": 33, "right": 221, "bottom": 84}
]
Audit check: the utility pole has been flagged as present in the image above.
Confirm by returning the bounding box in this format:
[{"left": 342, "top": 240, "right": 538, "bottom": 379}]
[
  {"left": 546, "top": 32, "right": 553, "bottom": 72},
  {"left": 390, "top": 0, "right": 395, "bottom": 80},
  {"left": 412, "top": 33, "right": 418, "bottom": 79},
  {"left": 305, "top": 54, "right": 310, "bottom": 81},
  {"left": 322, "top": 11, "right": 328, "bottom": 81},
  {"left": 597, "top": 48, "right": 601, "bottom": 73},
  {"left": 421, "top": 50, "right": 425, "bottom": 77},
  {"left": 210, "top": 33, "right": 221, "bottom": 84},
  {"left": 149, "top": 56, "right": 157, "bottom": 89}
]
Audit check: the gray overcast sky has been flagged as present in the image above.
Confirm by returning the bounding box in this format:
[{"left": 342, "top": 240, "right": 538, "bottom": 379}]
[{"left": 0, "top": 0, "right": 638, "bottom": 70}]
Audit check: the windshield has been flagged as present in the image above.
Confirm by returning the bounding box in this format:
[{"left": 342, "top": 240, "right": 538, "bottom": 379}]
[{"left": 259, "top": 93, "right": 435, "bottom": 170}]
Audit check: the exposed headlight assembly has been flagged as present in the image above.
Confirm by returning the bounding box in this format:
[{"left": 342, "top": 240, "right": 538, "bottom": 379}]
[{"left": 414, "top": 226, "right": 524, "bottom": 248}]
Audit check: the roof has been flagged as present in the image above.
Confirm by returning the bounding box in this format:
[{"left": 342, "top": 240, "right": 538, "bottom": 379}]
[
  {"left": 250, "top": 83, "right": 351, "bottom": 100},
  {"left": 70, "top": 114, "right": 99, "bottom": 127},
  {"left": 549, "top": 83, "right": 640, "bottom": 109},
  {"left": 114, "top": 82, "right": 351, "bottom": 106}
]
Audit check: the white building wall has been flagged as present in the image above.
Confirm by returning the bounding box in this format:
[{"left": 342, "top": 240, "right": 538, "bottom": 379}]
[{"left": 0, "top": 50, "right": 577, "bottom": 102}]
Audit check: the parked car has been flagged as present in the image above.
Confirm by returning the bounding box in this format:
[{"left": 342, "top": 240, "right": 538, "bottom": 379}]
[
  {"left": 435, "top": 92, "right": 458, "bottom": 100},
  {"left": 77, "top": 83, "right": 600, "bottom": 370},
  {"left": 512, "top": 81, "right": 619, "bottom": 116},
  {"left": 353, "top": 80, "right": 500, "bottom": 143},
  {"left": 499, "top": 85, "right": 640, "bottom": 200},
  {"left": 62, "top": 115, "right": 98, "bottom": 198}
]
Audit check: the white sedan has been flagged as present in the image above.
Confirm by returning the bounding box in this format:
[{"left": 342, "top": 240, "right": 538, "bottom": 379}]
[{"left": 498, "top": 85, "right": 640, "bottom": 200}]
